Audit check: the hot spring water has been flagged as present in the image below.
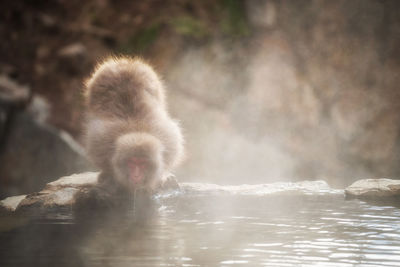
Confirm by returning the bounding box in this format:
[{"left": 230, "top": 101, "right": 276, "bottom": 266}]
[{"left": 1, "top": 188, "right": 400, "bottom": 266}]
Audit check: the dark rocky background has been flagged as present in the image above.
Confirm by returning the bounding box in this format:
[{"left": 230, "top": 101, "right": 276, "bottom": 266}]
[{"left": 1, "top": 0, "right": 399, "bottom": 197}]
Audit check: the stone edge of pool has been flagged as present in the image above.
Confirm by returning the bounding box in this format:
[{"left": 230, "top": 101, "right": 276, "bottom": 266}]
[{"left": 1, "top": 172, "right": 399, "bottom": 215}]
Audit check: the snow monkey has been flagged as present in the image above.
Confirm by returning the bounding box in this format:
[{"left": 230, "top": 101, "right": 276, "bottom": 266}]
[{"left": 84, "top": 57, "right": 184, "bottom": 194}]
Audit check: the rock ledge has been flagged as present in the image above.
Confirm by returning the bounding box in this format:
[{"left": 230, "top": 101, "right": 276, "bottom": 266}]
[
  {"left": 345, "top": 178, "right": 400, "bottom": 199},
  {"left": 0, "top": 172, "right": 343, "bottom": 215}
]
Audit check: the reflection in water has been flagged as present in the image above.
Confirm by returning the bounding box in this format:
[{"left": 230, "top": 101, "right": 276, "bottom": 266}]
[{"left": 1, "top": 193, "right": 400, "bottom": 266}]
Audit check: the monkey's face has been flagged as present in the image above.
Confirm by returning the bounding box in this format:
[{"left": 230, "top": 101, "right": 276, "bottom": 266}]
[
  {"left": 127, "top": 157, "right": 150, "bottom": 186},
  {"left": 113, "top": 154, "right": 160, "bottom": 191},
  {"left": 112, "top": 133, "right": 163, "bottom": 191}
]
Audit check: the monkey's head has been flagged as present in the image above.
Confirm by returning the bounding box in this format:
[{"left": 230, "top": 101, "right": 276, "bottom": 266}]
[{"left": 111, "top": 133, "right": 164, "bottom": 191}]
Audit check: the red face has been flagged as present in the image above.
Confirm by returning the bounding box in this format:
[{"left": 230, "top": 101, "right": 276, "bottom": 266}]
[{"left": 128, "top": 157, "right": 148, "bottom": 186}]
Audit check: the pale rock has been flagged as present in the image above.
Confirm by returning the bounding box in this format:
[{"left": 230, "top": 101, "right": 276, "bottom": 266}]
[
  {"left": 0, "top": 195, "right": 27, "bottom": 212},
  {"left": 345, "top": 178, "right": 400, "bottom": 199},
  {"left": 16, "top": 172, "right": 99, "bottom": 213}
]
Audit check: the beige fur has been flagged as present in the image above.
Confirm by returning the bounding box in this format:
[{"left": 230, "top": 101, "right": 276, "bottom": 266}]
[{"left": 84, "top": 57, "right": 184, "bottom": 192}]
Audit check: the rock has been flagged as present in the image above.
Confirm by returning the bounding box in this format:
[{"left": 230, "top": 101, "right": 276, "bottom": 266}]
[
  {"left": 0, "top": 172, "right": 341, "bottom": 215},
  {"left": 0, "top": 76, "right": 31, "bottom": 152},
  {"left": 15, "top": 172, "right": 98, "bottom": 213},
  {"left": 17, "top": 188, "right": 80, "bottom": 213},
  {"left": 0, "top": 97, "right": 93, "bottom": 198},
  {"left": 0, "top": 75, "right": 92, "bottom": 199},
  {"left": 46, "top": 172, "right": 98, "bottom": 189},
  {"left": 0, "top": 195, "right": 27, "bottom": 212},
  {"left": 345, "top": 179, "right": 400, "bottom": 199}
]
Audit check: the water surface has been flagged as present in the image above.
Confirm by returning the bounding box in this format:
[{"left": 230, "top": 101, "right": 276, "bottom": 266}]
[{"left": 1, "top": 192, "right": 400, "bottom": 266}]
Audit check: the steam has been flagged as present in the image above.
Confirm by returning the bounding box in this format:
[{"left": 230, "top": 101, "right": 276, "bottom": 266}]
[
  {"left": 164, "top": 29, "right": 397, "bottom": 187},
  {"left": 166, "top": 45, "right": 299, "bottom": 185}
]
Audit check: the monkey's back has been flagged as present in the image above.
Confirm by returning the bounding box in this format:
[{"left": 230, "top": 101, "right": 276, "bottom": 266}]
[
  {"left": 85, "top": 57, "right": 166, "bottom": 120},
  {"left": 84, "top": 57, "right": 183, "bottom": 175}
]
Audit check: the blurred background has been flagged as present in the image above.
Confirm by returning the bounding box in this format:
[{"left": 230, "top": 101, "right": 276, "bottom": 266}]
[{"left": 1, "top": 0, "right": 399, "bottom": 198}]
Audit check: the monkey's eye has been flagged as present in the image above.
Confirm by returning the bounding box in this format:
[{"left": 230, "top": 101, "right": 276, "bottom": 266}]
[{"left": 128, "top": 157, "right": 147, "bottom": 168}]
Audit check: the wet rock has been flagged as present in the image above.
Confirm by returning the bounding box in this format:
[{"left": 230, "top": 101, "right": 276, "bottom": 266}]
[
  {"left": 0, "top": 172, "right": 342, "bottom": 215},
  {"left": 345, "top": 179, "right": 400, "bottom": 199},
  {"left": 17, "top": 188, "right": 80, "bottom": 213},
  {"left": 15, "top": 172, "right": 98, "bottom": 214}
]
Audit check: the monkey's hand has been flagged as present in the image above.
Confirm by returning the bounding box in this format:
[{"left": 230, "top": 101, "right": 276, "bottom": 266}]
[{"left": 157, "top": 173, "right": 180, "bottom": 192}]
